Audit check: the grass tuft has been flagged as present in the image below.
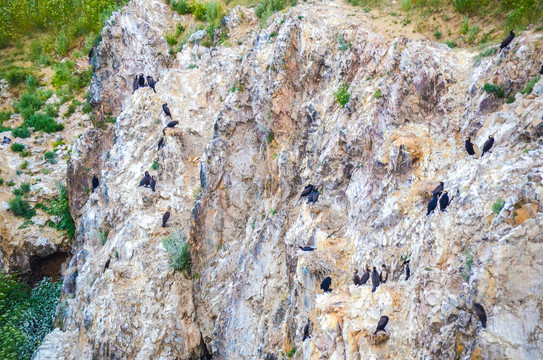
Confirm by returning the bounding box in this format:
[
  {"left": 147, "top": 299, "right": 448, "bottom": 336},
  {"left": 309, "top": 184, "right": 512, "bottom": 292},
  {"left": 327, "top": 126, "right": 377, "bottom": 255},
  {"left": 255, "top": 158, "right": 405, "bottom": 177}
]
[{"left": 162, "top": 230, "right": 191, "bottom": 273}]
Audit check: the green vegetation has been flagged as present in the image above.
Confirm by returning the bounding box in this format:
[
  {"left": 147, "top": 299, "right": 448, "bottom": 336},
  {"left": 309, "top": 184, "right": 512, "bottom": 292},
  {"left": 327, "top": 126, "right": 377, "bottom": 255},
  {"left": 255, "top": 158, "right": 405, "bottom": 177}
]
[
  {"left": 434, "top": 28, "right": 442, "bottom": 39},
  {"left": 151, "top": 160, "right": 159, "bottom": 170},
  {"left": 98, "top": 228, "right": 108, "bottom": 245},
  {"left": 270, "top": 208, "right": 277, "bottom": 215},
  {"left": 10, "top": 143, "right": 25, "bottom": 153},
  {"left": 445, "top": 40, "right": 457, "bottom": 48},
  {"left": 255, "top": 0, "right": 287, "bottom": 24},
  {"left": 473, "top": 47, "right": 497, "bottom": 66},
  {"left": 374, "top": 89, "right": 383, "bottom": 99},
  {"left": 519, "top": 76, "right": 541, "bottom": 95},
  {"left": 286, "top": 347, "right": 296, "bottom": 358},
  {"left": 0, "top": 178, "right": 3, "bottom": 185},
  {"left": 162, "top": 230, "right": 191, "bottom": 274},
  {"left": 506, "top": 95, "right": 516, "bottom": 103},
  {"left": 44, "top": 151, "right": 57, "bottom": 164},
  {"left": 333, "top": 83, "right": 351, "bottom": 107},
  {"left": 492, "top": 198, "right": 505, "bottom": 214},
  {"left": 460, "top": 248, "right": 473, "bottom": 281},
  {"left": 19, "top": 161, "right": 28, "bottom": 170},
  {"left": 483, "top": 83, "right": 505, "bottom": 98},
  {"left": 25, "top": 114, "right": 64, "bottom": 133},
  {"left": 8, "top": 196, "right": 35, "bottom": 219},
  {"left": 0, "top": 273, "right": 62, "bottom": 360},
  {"left": 45, "top": 184, "right": 76, "bottom": 238},
  {"left": 193, "top": 185, "right": 202, "bottom": 199},
  {"left": 12, "top": 183, "right": 31, "bottom": 196},
  {"left": 11, "top": 127, "right": 30, "bottom": 139},
  {"left": 337, "top": 33, "right": 351, "bottom": 50}
]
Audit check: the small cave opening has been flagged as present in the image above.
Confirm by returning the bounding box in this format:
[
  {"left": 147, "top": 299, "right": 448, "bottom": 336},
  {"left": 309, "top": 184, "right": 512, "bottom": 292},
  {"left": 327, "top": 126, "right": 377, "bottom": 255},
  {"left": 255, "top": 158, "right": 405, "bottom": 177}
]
[{"left": 24, "top": 252, "right": 70, "bottom": 286}]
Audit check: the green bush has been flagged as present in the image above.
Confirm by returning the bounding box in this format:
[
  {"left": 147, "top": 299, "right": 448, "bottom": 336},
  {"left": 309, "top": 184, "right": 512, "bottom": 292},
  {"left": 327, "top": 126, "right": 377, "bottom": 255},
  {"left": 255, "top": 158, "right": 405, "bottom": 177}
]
[
  {"left": 51, "top": 61, "right": 75, "bottom": 89},
  {"left": 162, "top": 230, "right": 191, "bottom": 273},
  {"left": 483, "top": 83, "right": 505, "bottom": 98},
  {"left": 492, "top": 198, "right": 505, "bottom": 214},
  {"left": 205, "top": 1, "right": 224, "bottom": 25},
  {"left": 25, "top": 114, "right": 64, "bottom": 133},
  {"left": 255, "top": 0, "right": 286, "bottom": 23},
  {"left": 55, "top": 32, "right": 69, "bottom": 56},
  {"left": 8, "top": 195, "right": 35, "bottom": 219},
  {"left": 0, "top": 178, "right": 3, "bottom": 185},
  {"left": 43, "top": 104, "right": 58, "bottom": 118},
  {"left": 0, "top": 272, "right": 62, "bottom": 360},
  {"left": 19, "top": 161, "right": 28, "bottom": 170},
  {"left": 45, "top": 183, "right": 76, "bottom": 238},
  {"left": 334, "top": 83, "right": 351, "bottom": 107},
  {"left": 12, "top": 182, "right": 31, "bottom": 196},
  {"left": 13, "top": 93, "right": 43, "bottom": 120},
  {"left": 98, "top": 228, "right": 108, "bottom": 245},
  {"left": 44, "top": 151, "right": 57, "bottom": 164},
  {"left": 172, "top": 0, "right": 191, "bottom": 14},
  {"left": 3, "top": 68, "right": 34, "bottom": 88},
  {"left": 151, "top": 160, "right": 159, "bottom": 170},
  {"left": 520, "top": 75, "right": 541, "bottom": 95},
  {"left": 10, "top": 143, "right": 25, "bottom": 153},
  {"left": 11, "top": 127, "right": 29, "bottom": 139},
  {"left": 374, "top": 89, "right": 383, "bottom": 98},
  {"left": 434, "top": 28, "right": 442, "bottom": 39}
]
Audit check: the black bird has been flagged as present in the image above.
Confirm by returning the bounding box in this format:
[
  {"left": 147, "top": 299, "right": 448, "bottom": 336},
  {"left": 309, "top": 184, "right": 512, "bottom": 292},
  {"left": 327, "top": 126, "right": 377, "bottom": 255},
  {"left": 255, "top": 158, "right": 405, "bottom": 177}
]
[
  {"left": 162, "top": 103, "right": 172, "bottom": 118},
  {"left": 166, "top": 120, "right": 178, "bottom": 128},
  {"left": 92, "top": 175, "right": 99, "bottom": 192},
  {"left": 540, "top": 64, "right": 543, "bottom": 75},
  {"left": 353, "top": 269, "right": 361, "bottom": 286},
  {"left": 88, "top": 47, "right": 95, "bottom": 64},
  {"left": 307, "top": 189, "right": 320, "bottom": 205},
  {"left": 300, "top": 184, "right": 314, "bottom": 199},
  {"left": 432, "top": 182, "right": 444, "bottom": 197},
  {"left": 303, "top": 318, "right": 312, "bottom": 341},
  {"left": 359, "top": 267, "right": 371, "bottom": 285},
  {"left": 374, "top": 316, "right": 389, "bottom": 334},
  {"left": 465, "top": 137, "right": 475, "bottom": 156},
  {"left": 427, "top": 193, "right": 439, "bottom": 216},
  {"left": 162, "top": 210, "right": 170, "bottom": 228},
  {"left": 320, "top": 277, "right": 332, "bottom": 293},
  {"left": 371, "top": 266, "right": 380, "bottom": 292},
  {"left": 150, "top": 176, "right": 156, "bottom": 192},
  {"left": 481, "top": 135, "right": 494, "bottom": 156},
  {"left": 380, "top": 264, "right": 389, "bottom": 283},
  {"left": 138, "top": 171, "right": 151, "bottom": 187},
  {"left": 473, "top": 302, "right": 487, "bottom": 328},
  {"left": 299, "top": 246, "right": 315, "bottom": 251},
  {"left": 138, "top": 73, "right": 145, "bottom": 87},
  {"left": 3, "top": 136, "right": 11, "bottom": 144},
  {"left": 500, "top": 30, "right": 515, "bottom": 50},
  {"left": 404, "top": 259, "right": 411, "bottom": 281},
  {"left": 158, "top": 137, "right": 165, "bottom": 151},
  {"left": 439, "top": 191, "right": 450, "bottom": 212},
  {"left": 132, "top": 75, "right": 139, "bottom": 94},
  {"left": 103, "top": 257, "right": 110, "bottom": 272},
  {"left": 147, "top": 76, "right": 157, "bottom": 93}
]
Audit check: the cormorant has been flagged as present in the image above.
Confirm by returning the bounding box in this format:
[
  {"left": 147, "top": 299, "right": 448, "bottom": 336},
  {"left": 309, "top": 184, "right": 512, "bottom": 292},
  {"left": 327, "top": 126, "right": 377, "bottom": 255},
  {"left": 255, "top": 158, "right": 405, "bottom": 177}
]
[
  {"left": 166, "top": 120, "right": 178, "bottom": 128},
  {"left": 303, "top": 318, "right": 312, "bottom": 341},
  {"left": 147, "top": 76, "right": 156, "bottom": 93},
  {"left": 162, "top": 103, "right": 172, "bottom": 118},
  {"left": 465, "top": 137, "right": 475, "bottom": 156},
  {"left": 439, "top": 191, "right": 450, "bottom": 212},
  {"left": 380, "top": 264, "right": 389, "bottom": 283},
  {"left": 404, "top": 259, "right": 411, "bottom": 281},
  {"left": 353, "top": 269, "right": 361, "bottom": 286},
  {"left": 103, "top": 257, "right": 110, "bottom": 272},
  {"left": 473, "top": 302, "right": 487, "bottom": 328},
  {"left": 371, "top": 267, "right": 380, "bottom": 292},
  {"left": 320, "top": 277, "right": 332, "bottom": 293},
  {"left": 138, "top": 171, "right": 151, "bottom": 187},
  {"left": 359, "top": 267, "right": 371, "bottom": 285},
  {"left": 162, "top": 210, "right": 170, "bottom": 228},
  {"left": 427, "top": 193, "right": 439, "bottom": 216},
  {"left": 132, "top": 75, "right": 139, "bottom": 93},
  {"left": 540, "top": 64, "right": 543, "bottom": 75},
  {"left": 432, "top": 182, "right": 444, "bottom": 197},
  {"left": 88, "top": 47, "right": 95, "bottom": 64},
  {"left": 92, "top": 175, "right": 99, "bottom": 192},
  {"left": 138, "top": 73, "right": 145, "bottom": 87},
  {"left": 158, "top": 137, "right": 165, "bottom": 151},
  {"left": 481, "top": 135, "right": 494, "bottom": 156},
  {"left": 500, "top": 30, "right": 515, "bottom": 50},
  {"left": 150, "top": 176, "right": 156, "bottom": 192},
  {"left": 307, "top": 188, "right": 319, "bottom": 205},
  {"left": 300, "top": 184, "right": 314, "bottom": 199},
  {"left": 3, "top": 136, "right": 11, "bottom": 144},
  {"left": 374, "top": 316, "right": 389, "bottom": 334},
  {"left": 299, "top": 246, "right": 315, "bottom": 251}
]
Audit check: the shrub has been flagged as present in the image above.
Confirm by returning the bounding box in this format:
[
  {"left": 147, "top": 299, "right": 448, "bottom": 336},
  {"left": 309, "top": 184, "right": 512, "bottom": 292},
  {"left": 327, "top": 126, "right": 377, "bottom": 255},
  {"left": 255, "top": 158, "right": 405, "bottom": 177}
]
[
  {"left": 162, "top": 230, "right": 191, "bottom": 273},
  {"left": 483, "top": 83, "right": 505, "bottom": 98},
  {"left": 2, "top": 68, "right": 34, "bottom": 88},
  {"left": 56, "top": 32, "right": 69, "bottom": 56},
  {"left": 286, "top": 347, "right": 296, "bottom": 358},
  {"left": 51, "top": 61, "right": 75, "bottom": 90},
  {"left": 12, "top": 182, "right": 31, "bottom": 196},
  {"left": 25, "top": 114, "right": 64, "bottom": 133},
  {"left": 506, "top": 95, "right": 515, "bottom": 103},
  {"left": 172, "top": 0, "right": 191, "bottom": 14},
  {"left": 474, "top": 47, "right": 497, "bottom": 66},
  {"left": 334, "top": 83, "right": 351, "bottom": 107},
  {"left": 14, "top": 92, "right": 43, "bottom": 120},
  {"left": 151, "top": 160, "right": 159, "bottom": 170},
  {"left": 8, "top": 196, "right": 35, "bottom": 219},
  {"left": 10, "top": 143, "right": 25, "bottom": 153},
  {"left": 520, "top": 76, "right": 541, "bottom": 95},
  {"left": 98, "top": 228, "right": 108, "bottom": 245},
  {"left": 19, "top": 161, "right": 28, "bottom": 170},
  {"left": 0, "top": 178, "right": 3, "bottom": 185},
  {"left": 445, "top": 40, "right": 457, "bottom": 48},
  {"left": 492, "top": 198, "right": 505, "bottom": 214},
  {"left": 467, "top": 24, "right": 480, "bottom": 44},
  {"left": 44, "top": 151, "right": 57, "bottom": 164},
  {"left": 46, "top": 183, "right": 76, "bottom": 238},
  {"left": 11, "top": 127, "right": 30, "bottom": 139},
  {"left": 43, "top": 104, "right": 58, "bottom": 118},
  {"left": 337, "top": 33, "right": 351, "bottom": 51},
  {"left": 255, "top": 0, "right": 286, "bottom": 23},
  {"left": 434, "top": 29, "right": 442, "bottom": 39},
  {"left": 205, "top": 1, "right": 224, "bottom": 25},
  {"left": 374, "top": 89, "right": 383, "bottom": 98}
]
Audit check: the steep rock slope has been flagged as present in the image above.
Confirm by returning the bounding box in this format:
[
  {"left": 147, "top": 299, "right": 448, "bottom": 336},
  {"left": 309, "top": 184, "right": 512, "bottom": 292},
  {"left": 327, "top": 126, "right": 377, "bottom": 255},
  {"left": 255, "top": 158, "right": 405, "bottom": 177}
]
[{"left": 36, "top": 1, "right": 543, "bottom": 359}]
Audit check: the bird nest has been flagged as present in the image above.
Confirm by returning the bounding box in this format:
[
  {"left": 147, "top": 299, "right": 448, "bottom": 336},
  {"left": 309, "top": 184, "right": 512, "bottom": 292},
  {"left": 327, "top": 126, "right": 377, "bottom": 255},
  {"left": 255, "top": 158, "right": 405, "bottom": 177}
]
[
  {"left": 367, "top": 330, "right": 390, "bottom": 345},
  {"left": 300, "top": 252, "right": 333, "bottom": 279}
]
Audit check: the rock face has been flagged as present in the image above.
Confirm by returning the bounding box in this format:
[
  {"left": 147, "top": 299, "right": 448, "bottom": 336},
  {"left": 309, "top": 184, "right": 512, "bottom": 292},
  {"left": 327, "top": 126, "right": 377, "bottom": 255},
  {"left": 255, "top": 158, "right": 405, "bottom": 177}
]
[{"left": 35, "top": 1, "right": 543, "bottom": 359}]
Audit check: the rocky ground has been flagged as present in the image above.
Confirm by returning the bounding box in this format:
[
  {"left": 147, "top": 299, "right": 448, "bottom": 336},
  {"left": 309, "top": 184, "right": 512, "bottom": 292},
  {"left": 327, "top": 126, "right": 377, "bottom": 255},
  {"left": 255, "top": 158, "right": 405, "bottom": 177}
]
[{"left": 2, "top": 0, "right": 541, "bottom": 359}]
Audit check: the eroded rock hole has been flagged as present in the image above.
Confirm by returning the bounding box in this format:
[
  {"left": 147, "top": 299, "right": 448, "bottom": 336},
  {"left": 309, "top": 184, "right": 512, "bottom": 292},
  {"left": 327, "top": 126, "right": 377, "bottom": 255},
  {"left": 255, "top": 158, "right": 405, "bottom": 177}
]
[{"left": 24, "top": 252, "right": 70, "bottom": 286}]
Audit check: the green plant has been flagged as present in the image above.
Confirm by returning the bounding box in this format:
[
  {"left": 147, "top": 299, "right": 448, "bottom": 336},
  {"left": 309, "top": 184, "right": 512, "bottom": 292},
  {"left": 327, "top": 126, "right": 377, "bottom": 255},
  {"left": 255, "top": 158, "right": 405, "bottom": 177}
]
[
  {"left": 506, "top": 95, "right": 516, "bottom": 104},
  {"left": 483, "top": 83, "right": 505, "bottom": 98},
  {"left": 98, "top": 228, "right": 108, "bottom": 245},
  {"left": 473, "top": 47, "right": 497, "bottom": 66},
  {"left": 25, "top": 114, "right": 64, "bottom": 133},
  {"left": 44, "top": 151, "right": 57, "bottom": 164},
  {"left": 188, "top": 64, "right": 198, "bottom": 69},
  {"left": 286, "top": 347, "right": 296, "bottom": 358},
  {"left": 12, "top": 183, "right": 31, "bottom": 196},
  {"left": 11, "top": 127, "right": 30, "bottom": 139},
  {"left": 13, "top": 92, "right": 43, "bottom": 120},
  {"left": 19, "top": 161, "right": 28, "bottom": 170},
  {"left": 151, "top": 160, "right": 159, "bottom": 170},
  {"left": 8, "top": 196, "right": 35, "bottom": 219},
  {"left": 445, "top": 40, "right": 457, "bottom": 48},
  {"left": 7, "top": 182, "right": 15, "bottom": 187},
  {"left": 45, "top": 183, "right": 76, "bottom": 238},
  {"left": 193, "top": 185, "right": 202, "bottom": 199},
  {"left": 492, "top": 198, "right": 505, "bottom": 214},
  {"left": 460, "top": 15, "right": 469, "bottom": 34},
  {"left": 270, "top": 208, "right": 277, "bottom": 215},
  {"left": 333, "top": 83, "right": 351, "bottom": 107},
  {"left": 193, "top": 272, "right": 200, "bottom": 280},
  {"left": 520, "top": 76, "right": 541, "bottom": 95},
  {"left": 10, "top": 143, "right": 25, "bottom": 153},
  {"left": 337, "top": 33, "right": 350, "bottom": 51},
  {"left": 0, "top": 178, "right": 3, "bottom": 185},
  {"left": 162, "top": 230, "right": 191, "bottom": 273},
  {"left": 467, "top": 24, "right": 480, "bottom": 44},
  {"left": 255, "top": 0, "right": 286, "bottom": 24},
  {"left": 374, "top": 89, "right": 383, "bottom": 98},
  {"left": 460, "top": 248, "right": 473, "bottom": 281},
  {"left": 434, "top": 28, "right": 442, "bottom": 39}
]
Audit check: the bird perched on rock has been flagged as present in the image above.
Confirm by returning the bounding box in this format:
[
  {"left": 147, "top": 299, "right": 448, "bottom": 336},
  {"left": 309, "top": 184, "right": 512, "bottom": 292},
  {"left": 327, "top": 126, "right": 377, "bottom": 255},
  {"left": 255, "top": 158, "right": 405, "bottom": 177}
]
[
  {"left": 432, "top": 182, "right": 444, "bottom": 197},
  {"left": 371, "top": 267, "right": 380, "bottom": 292},
  {"left": 3, "top": 136, "right": 11, "bottom": 144},
  {"left": 88, "top": 47, "right": 95, "bottom": 65},
  {"left": 320, "top": 277, "right": 332, "bottom": 293},
  {"left": 299, "top": 246, "right": 315, "bottom": 251},
  {"left": 138, "top": 171, "right": 151, "bottom": 187},
  {"left": 162, "top": 209, "right": 171, "bottom": 228},
  {"left": 473, "top": 302, "right": 487, "bottom": 328},
  {"left": 380, "top": 264, "right": 389, "bottom": 283},
  {"left": 146, "top": 76, "right": 157, "bottom": 93},
  {"left": 138, "top": 73, "right": 145, "bottom": 87},
  {"left": 540, "top": 64, "right": 543, "bottom": 75},
  {"left": 307, "top": 188, "right": 320, "bottom": 205},
  {"left": 353, "top": 269, "right": 361, "bottom": 286},
  {"left": 103, "top": 257, "right": 110, "bottom": 272},
  {"left": 150, "top": 176, "right": 156, "bottom": 192},
  {"left": 299, "top": 184, "right": 314, "bottom": 199},
  {"left": 132, "top": 75, "right": 139, "bottom": 94},
  {"left": 439, "top": 191, "right": 450, "bottom": 212},
  {"left": 404, "top": 259, "right": 411, "bottom": 281},
  {"left": 92, "top": 175, "right": 99, "bottom": 192},
  {"left": 162, "top": 103, "right": 172, "bottom": 118},
  {"left": 465, "top": 137, "right": 475, "bottom": 156},
  {"left": 303, "top": 318, "right": 312, "bottom": 341},
  {"left": 427, "top": 193, "right": 439, "bottom": 216},
  {"left": 158, "top": 137, "right": 165, "bottom": 151},
  {"left": 163, "top": 120, "right": 179, "bottom": 135},
  {"left": 359, "top": 267, "right": 371, "bottom": 285},
  {"left": 481, "top": 135, "right": 494, "bottom": 156},
  {"left": 374, "top": 316, "right": 389, "bottom": 334},
  {"left": 500, "top": 30, "right": 515, "bottom": 50}
]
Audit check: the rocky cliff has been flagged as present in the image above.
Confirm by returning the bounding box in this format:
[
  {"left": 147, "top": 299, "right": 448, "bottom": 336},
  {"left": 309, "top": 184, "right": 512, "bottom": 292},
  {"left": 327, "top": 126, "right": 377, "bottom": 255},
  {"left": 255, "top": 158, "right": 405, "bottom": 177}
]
[{"left": 32, "top": 0, "right": 543, "bottom": 359}]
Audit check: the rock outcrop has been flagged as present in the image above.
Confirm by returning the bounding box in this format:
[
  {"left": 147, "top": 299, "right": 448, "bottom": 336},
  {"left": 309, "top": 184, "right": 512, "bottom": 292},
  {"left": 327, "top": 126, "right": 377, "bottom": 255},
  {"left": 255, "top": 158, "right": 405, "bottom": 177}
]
[{"left": 34, "top": 1, "right": 543, "bottom": 359}]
